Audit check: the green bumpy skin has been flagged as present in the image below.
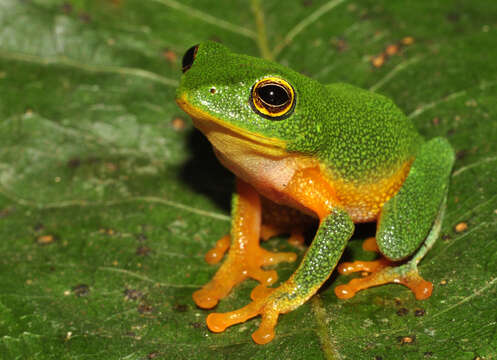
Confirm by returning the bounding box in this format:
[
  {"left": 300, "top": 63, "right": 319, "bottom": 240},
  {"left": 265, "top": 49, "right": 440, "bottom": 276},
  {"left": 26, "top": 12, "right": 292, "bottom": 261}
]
[{"left": 175, "top": 41, "right": 455, "bottom": 344}]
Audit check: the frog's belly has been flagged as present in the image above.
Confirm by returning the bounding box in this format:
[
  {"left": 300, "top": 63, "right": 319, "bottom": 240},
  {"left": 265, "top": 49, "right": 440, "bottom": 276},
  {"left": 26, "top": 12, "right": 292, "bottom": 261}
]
[
  {"left": 208, "top": 128, "right": 412, "bottom": 222},
  {"left": 213, "top": 145, "right": 412, "bottom": 222},
  {"left": 212, "top": 147, "right": 306, "bottom": 206}
]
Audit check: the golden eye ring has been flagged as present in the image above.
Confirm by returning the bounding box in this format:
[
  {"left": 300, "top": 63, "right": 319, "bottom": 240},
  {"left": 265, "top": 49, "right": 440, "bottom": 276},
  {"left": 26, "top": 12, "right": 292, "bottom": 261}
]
[{"left": 250, "top": 77, "right": 295, "bottom": 120}]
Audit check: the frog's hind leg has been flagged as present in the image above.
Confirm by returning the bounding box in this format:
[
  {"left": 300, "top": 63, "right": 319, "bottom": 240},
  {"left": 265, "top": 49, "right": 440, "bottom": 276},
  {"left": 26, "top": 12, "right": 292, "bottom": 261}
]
[
  {"left": 204, "top": 198, "right": 313, "bottom": 265},
  {"left": 335, "top": 138, "right": 455, "bottom": 300},
  {"left": 335, "top": 199, "right": 445, "bottom": 300},
  {"left": 193, "top": 179, "right": 297, "bottom": 309},
  {"left": 337, "top": 236, "right": 392, "bottom": 276}
]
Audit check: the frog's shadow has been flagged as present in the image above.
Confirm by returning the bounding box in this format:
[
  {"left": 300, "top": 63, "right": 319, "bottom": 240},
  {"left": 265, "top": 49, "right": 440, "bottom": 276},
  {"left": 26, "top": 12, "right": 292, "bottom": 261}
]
[{"left": 179, "top": 129, "right": 233, "bottom": 213}]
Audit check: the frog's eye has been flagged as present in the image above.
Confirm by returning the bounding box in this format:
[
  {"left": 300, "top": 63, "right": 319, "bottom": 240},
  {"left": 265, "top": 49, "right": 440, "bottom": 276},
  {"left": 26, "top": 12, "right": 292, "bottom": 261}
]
[
  {"left": 250, "top": 77, "right": 295, "bottom": 120},
  {"left": 182, "top": 44, "right": 199, "bottom": 73}
]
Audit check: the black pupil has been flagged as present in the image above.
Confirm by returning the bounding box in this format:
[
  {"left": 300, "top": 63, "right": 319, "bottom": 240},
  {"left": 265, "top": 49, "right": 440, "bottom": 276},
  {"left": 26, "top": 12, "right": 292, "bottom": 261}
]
[
  {"left": 182, "top": 45, "right": 198, "bottom": 73},
  {"left": 257, "top": 84, "right": 290, "bottom": 107}
]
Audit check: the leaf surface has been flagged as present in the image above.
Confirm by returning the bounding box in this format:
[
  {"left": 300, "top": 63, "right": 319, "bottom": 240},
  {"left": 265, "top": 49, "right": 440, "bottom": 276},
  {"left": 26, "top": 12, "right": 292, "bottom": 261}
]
[{"left": 1, "top": 0, "right": 496, "bottom": 359}]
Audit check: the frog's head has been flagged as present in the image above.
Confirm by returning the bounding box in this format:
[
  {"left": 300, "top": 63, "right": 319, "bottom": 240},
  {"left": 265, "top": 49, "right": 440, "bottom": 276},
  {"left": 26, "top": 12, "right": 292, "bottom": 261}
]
[{"left": 176, "top": 41, "right": 327, "bottom": 158}]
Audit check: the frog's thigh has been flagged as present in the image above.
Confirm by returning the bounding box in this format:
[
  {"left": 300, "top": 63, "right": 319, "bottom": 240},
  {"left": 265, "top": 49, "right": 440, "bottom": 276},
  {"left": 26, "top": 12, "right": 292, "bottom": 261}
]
[
  {"left": 260, "top": 197, "right": 315, "bottom": 246},
  {"left": 376, "top": 137, "right": 455, "bottom": 260},
  {"left": 335, "top": 138, "right": 455, "bottom": 300}
]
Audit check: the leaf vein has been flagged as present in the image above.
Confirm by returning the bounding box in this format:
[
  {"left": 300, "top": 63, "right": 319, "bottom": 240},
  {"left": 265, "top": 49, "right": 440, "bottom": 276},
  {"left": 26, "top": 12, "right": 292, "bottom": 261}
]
[
  {"left": 0, "top": 50, "right": 178, "bottom": 87},
  {"left": 273, "top": 0, "right": 347, "bottom": 58},
  {"left": 150, "top": 0, "right": 256, "bottom": 39}
]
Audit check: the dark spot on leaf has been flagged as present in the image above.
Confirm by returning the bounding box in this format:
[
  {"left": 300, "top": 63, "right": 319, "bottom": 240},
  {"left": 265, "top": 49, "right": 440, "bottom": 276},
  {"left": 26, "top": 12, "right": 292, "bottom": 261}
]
[
  {"left": 385, "top": 44, "right": 399, "bottom": 56},
  {"left": 414, "top": 308, "right": 426, "bottom": 317},
  {"left": 396, "top": 308, "right": 409, "bottom": 316},
  {"left": 79, "top": 12, "right": 91, "bottom": 23},
  {"left": 162, "top": 49, "right": 177, "bottom": 65},
  {"left": 135, "top": 233, "right": 147, "bottom": 243},
  {"left": 171, "top": 117, "right": 186, "bottom": 131},
  {"left": 456, "top": 149, "right": 468, "bottom": 160},
  {"left": 401, "top": 36, "right": 414, "bottom": 45},
  {"left": 138, "top": 303, "right": 153, "bottom": 314},
  {"left": 432, "top": 117, "right": 440, "bottom": 126},
  {"left": 209, "top": 35, "right": 222, "bottom": 43},
  {"left": 424, "top": 352, "right": 433, "bottom": 358},
  {"left": 136, "top": 245, "right": 151, "bottom": 256},
  {"left": 61, "top": 2, "right": 72, "bottom": 14},
  {"left": 100, "top": 228, "right": 116, "bottom": 236},
  {"left": 455, "top": 222, "right": 468, "bottom": 233},
  {"left": 371, "top": 54, "right": 386, "bottom": 68},
  {"left": 394, "top": 298, "right": 402, "bottom": 306},
  {"left": 174, "top": 303, "right": 188, "bottom": 312},
  {"left": 124, "top": 289, "right": 143, "bottom": 301},
  {"left": 447, "top": 12, "right": 461, "bottom": 22},
  {"left": 442, "top": 234, "right": 451, "bottom": 241},
  {"left": 36, "top": 234, "right": 57, "bottom": 245},
  {"left": 33, "top": 223, "right": 44, "bottom": 232},
  {"left": 398, "top": 335, "right": 416, "bottom": 345},
  {"left": 67, "top": 158, "right": 81, "bottom": 168},
  {"left": 374, "top": 357, "right": 383, "bottom": 360},
  {"left": 190, "top": 322, "right": 202, "bottom": 329},
  {"left": 330, "top": 37, "right": 348, "bottom": 52},
  {"left": 147, "top": 352, "right": 160, "bottom": 359},
  {"left": 0, "top": 207, "right": 13, "bottom": 218},
  {"left": 72, "top": 284, "right": 90, "bottom": 297},
  {"left": 302, "top": 0, "right": 313, "bottom": 7}
]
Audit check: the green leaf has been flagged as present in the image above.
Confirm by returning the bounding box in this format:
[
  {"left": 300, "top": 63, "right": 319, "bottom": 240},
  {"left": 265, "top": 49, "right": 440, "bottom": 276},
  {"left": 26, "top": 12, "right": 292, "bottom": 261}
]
[{"left": 1, "top": 0, "right": 496, "bottom": 359}]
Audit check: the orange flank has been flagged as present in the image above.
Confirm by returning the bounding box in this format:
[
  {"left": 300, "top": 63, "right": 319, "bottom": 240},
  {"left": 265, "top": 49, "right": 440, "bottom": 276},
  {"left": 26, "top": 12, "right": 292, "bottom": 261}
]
[
  {"left": 282, "top": 167, "right": 339, "bottom": 219},
  {"left": 192, "top": 179, "right": 297, "bottom": 310},
  {"left": 323, "top": 159, "right": 414, "bottom": 222}
]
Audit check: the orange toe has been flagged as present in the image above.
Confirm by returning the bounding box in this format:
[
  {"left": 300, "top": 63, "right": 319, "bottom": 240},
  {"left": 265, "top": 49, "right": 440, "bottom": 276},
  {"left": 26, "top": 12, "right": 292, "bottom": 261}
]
[
  {"left": 362, "top": 237, "right": 379, "bottom": 252},
  {"left": 205, "top": 235, "right": 231, "bottom": 265},
  {"left": 335, "top": 265, "right": 433, "bottom": 300},
  {"left": 338, "top": 258, "right": 391, "bottom": 275}
]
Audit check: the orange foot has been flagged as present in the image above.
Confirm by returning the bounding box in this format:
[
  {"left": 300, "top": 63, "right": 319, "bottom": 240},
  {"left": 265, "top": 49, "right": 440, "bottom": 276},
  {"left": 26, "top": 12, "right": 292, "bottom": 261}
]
[
  {"left": 193, "top": 243, "right": 297, "bottom": 309},
  {"left": 335, "top": 259, "right": 433, "bottom": 300},
  {"left": 206, "top": 280, "right": 304, "bottom": 344}
]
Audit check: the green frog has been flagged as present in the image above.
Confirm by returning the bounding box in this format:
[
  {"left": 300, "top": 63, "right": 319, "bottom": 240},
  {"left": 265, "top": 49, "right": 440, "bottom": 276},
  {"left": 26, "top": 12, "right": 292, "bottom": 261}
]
[{"left": 175, "top": 41, "right": 454, "bottom": 344}]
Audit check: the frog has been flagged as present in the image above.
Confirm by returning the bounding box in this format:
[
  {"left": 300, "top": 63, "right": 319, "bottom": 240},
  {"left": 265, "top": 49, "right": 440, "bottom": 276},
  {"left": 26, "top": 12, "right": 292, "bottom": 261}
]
[{"left": 175, "top": 41, "right": 455, "bottom": 344}]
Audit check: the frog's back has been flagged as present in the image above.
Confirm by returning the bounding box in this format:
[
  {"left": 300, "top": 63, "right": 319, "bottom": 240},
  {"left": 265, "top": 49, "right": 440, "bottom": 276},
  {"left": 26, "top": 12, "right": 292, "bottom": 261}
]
[
  {"left": 318, "top": 83, "right": 422, "bottom": 184},
  {"left": 314, "top": 83, "right": 423, "bottom": 221}
]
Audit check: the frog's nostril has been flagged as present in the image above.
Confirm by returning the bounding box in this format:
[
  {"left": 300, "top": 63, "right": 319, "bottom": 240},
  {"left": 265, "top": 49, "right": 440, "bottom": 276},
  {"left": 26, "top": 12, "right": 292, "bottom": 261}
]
[{"left": 182, "top": 44, "right": 199, "bottom": 73}]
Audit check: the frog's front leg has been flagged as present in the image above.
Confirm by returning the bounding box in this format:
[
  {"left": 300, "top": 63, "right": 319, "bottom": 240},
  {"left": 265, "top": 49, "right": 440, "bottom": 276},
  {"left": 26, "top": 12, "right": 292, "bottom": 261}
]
[
  {"left": 193, "top": 178, "right": 297, "bottom": 309},
  {"left": 335, "top": 138, "right": 455, "bottom": 300}
]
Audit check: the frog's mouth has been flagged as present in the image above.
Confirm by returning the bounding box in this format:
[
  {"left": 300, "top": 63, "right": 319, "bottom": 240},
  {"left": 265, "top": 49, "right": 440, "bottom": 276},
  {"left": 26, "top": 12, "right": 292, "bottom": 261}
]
[{"left": 176, "top": 94, "right": 288, "bottom": 158}]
